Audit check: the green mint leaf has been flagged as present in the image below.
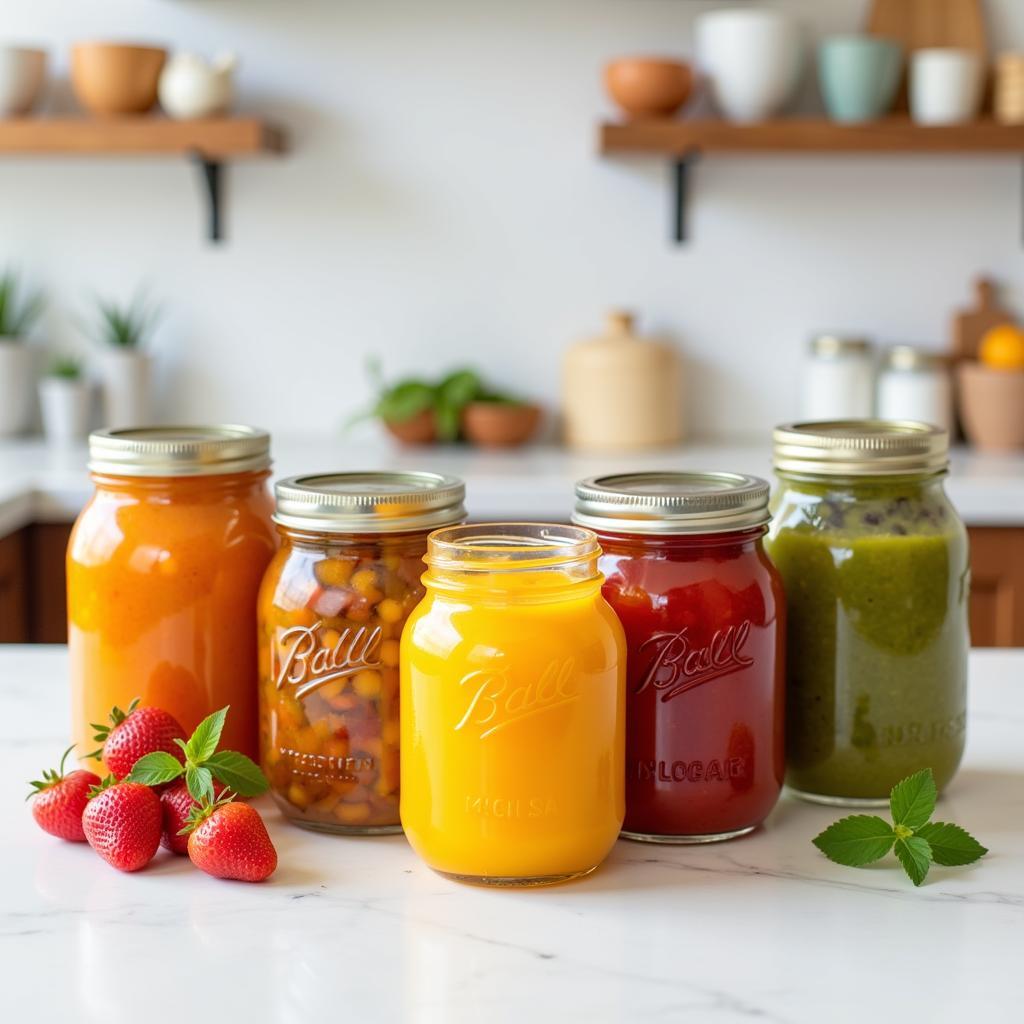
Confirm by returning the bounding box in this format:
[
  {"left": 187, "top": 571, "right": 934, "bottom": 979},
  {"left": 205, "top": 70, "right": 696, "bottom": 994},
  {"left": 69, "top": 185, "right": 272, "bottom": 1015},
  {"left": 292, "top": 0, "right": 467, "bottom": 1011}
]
[
  {"left": 205, "top": 750, "right": 269, "bottom": 797},
  {"left": 916, "top": 822, "right": 988, "bottom": 867},
  {"left": 185, "top": 706, "right": 228, "bottom": 764},
  {"left": 127, "top": 752, "right": 185, "bottom": 787},
  {"left": 894, "top": 836, "right": 933, "bottom": 886},
  {"left": 812, "top": 815, "right": 896, "bottom": 867},
  {"left": 185, "top": 764, "right": 214, "bottom": 803},
  {"left": 889, "top": 768, "right": 937, "bottom": 830}
]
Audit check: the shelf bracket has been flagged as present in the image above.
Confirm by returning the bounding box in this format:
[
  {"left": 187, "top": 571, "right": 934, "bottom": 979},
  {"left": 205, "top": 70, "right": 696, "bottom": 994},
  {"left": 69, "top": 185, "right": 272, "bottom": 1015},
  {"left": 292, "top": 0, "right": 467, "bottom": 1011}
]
[
  {"left": 672, "top": 150, "right": 700, "bottom": 244},
  {"left": 191, "top": 153, "right": 224, "bottom": 243}
]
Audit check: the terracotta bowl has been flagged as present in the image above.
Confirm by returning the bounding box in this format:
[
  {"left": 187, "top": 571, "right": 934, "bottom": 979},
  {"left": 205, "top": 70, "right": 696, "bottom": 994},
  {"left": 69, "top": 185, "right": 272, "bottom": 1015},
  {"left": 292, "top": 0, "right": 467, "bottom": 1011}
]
[
  {"left": 957, "top": 363, "right": 1024, "bottom": 450},
  {"left": 462, "top": 402, "right": 541, "bottom": 448},
  {"left": 71, "top": 43, "right": 167, "bottom": 116},
  {"left": 604, "top": 57, "right": 693, "bottom": 118},
  {"left": 384, "top": 409, "right": 437, "bottom": 446}
]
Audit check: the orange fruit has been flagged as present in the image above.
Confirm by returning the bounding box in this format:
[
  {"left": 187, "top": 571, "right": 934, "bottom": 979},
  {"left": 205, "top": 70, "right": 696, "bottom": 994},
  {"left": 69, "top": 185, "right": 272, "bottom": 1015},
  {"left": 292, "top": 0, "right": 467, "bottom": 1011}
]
[{"left": 979, "top": 323, "right": 1024, "bottom": 371}]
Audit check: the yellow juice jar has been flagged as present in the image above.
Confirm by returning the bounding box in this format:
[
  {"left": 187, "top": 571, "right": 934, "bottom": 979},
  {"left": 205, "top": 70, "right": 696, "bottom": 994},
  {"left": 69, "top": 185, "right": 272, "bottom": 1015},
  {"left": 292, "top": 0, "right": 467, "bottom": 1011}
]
[{"left": 400, "top": 524, "right": 626, "bottom": 886}]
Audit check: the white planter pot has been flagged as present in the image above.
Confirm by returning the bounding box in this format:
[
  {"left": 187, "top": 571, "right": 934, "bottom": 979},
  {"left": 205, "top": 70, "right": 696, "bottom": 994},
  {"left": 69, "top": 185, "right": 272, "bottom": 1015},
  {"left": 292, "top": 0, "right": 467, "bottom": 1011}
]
[
  {"left": 97, "top": 349, "right": 153, "bottom": 429},
  {"left": 0, "top": 339, "right": 35, "bottom": 437},
  {"left": 0, "top": 46, "right": 47, "bottom": 116},
  {"left": 910, "top": 49, "right": 983, "bottom": 125},
  {"left": 39, "top": 377, "right": 92, "bottom": 445},
  {"left": 696, "top": 8, "right": 803, "bottom": 123}
]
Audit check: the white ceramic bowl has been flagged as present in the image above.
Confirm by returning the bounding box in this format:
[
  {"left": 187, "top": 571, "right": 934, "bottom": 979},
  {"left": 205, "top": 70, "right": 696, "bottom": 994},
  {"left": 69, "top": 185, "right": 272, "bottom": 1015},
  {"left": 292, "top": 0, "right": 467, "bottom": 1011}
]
[
  {"left": 695, "top": 8, "right": 803, "bottom": 122},
  {"left": 0, "top": 46, "right": 47, "bottom": 116}
]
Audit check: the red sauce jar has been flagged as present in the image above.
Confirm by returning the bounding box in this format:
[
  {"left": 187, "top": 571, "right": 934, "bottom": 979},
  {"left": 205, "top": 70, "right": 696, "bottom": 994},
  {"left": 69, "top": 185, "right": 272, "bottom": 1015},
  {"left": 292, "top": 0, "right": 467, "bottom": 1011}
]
[{"left": 574, "top": 472, "right": 785, "bottom": 843}]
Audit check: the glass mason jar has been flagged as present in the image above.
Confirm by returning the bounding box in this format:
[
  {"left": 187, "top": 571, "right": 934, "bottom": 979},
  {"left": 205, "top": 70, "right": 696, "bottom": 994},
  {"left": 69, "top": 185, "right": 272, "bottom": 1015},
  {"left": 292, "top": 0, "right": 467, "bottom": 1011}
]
[
  {"left": 767, "top": 421, "right": 969, "bottom": 805},
  {"left": 68, "top": 426, "right": 276, "bottom": 765},
  {"left": 259, "top": 472, "right": 465, "bottom": 835},
  {"left": 400, "top": 524, "right": 625, "bottom": 886},
  {"left": 574, "top": 472, "right": 785, "bottom": 843}
]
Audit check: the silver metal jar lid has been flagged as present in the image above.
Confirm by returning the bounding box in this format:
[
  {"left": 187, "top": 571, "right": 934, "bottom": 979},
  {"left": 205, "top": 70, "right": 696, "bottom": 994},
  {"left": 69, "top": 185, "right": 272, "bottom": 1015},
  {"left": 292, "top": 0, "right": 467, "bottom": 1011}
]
[
  {"left": 809, "top": 334, "right": 872, "bottom": 359},
  {"left": 273, "top": 471, "right": 466, "bottom": 534},
  {"left": 773, "top": 420, "right": 949, "bottom": 477},
  {"left": 88, "top": 425, "right": 271, "bottom": 477},
  {"left": 572, "top": 471, "right": 771, "bottom": 535},
  {"left": 883, "top": 345, "right": 948, "bottom": 373}
]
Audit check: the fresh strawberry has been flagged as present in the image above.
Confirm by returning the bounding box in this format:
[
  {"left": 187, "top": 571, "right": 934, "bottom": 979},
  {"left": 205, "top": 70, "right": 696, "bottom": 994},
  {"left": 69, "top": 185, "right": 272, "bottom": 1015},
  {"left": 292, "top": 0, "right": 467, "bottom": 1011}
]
[
  {"left": 89, "top": 698, "right": 187, "bottom": 779},
  {"left": 186, "top": 797, "right": 277, "bottom": 882},
  {"left": 159, "top": 779, "right": 229, "bottom": 855},
  {"left": 82, "top": 777, "right": 162, "bottom": 872},
  {"left": 27, "top": 746, "right": 101, "bottom": 842}
]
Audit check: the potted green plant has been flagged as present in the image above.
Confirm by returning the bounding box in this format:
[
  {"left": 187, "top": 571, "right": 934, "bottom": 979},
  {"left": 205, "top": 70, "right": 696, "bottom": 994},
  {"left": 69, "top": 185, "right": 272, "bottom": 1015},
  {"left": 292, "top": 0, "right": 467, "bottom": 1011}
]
[
  {"left": 0, "top": 270, "right": 44, "bottom": 437},
  {"left": 87, "top": 290, "right": 160, "bottom": 428},
  {"left": 39, "top": 356, "right": 91, "bottom": 445}
]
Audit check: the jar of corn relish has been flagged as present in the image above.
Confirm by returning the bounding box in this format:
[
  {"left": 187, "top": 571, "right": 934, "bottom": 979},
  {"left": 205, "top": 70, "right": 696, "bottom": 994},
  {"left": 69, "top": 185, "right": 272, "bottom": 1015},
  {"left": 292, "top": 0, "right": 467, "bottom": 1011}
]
[
  {"left": 258, "top": 472, "right": 465, "bottom": 834},
  {"left": 400, "top": 524, "right": 626, "bottom": 885},
  {"left": 574, "top": 473, "right": 785, "bottom": 843}
]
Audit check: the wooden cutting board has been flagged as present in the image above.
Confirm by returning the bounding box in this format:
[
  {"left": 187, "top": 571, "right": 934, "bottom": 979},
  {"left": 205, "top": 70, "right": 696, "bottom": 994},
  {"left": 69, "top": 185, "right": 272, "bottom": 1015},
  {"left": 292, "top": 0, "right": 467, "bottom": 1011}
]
[
  {"left": 867, "top": 0, "right": 987, "bottom": 54},
  {"left": 867, "top": 0, "right": 989, "bottom": 110},
  {"left": 951, "top": 278, "right": 1014, "bottom": 361}
]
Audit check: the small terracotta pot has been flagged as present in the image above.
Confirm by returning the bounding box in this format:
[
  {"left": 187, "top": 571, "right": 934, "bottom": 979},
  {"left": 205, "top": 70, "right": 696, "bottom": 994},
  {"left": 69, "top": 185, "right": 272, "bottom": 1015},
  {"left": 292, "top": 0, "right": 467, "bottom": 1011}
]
[
  {"left": 604, "top": 58, "right": 693, "bottom": 118},
  {"left": 71, "top": 42, "right": 167, "bottom": 116},
  {"left": 384, "top": 409, "right": 437, "bottom": 446},
  {"left": 462, "top": 402, "right": 541, "bottom": 448},
  {"left": 957, "top": 363, "right": 1024, "bottom": 450}
]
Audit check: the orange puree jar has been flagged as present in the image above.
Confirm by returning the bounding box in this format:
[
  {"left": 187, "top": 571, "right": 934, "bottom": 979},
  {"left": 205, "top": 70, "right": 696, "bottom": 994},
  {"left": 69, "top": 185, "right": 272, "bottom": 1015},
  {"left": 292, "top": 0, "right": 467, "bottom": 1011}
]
[
  {"left": 68, "top": 427, "right": 275, "bottom": 765},
  {"left": 401, "top": 524, "right": 626, "bottom": 886},
  {"left": 259, "top": 472, "right": 465, "bottom": 834}
]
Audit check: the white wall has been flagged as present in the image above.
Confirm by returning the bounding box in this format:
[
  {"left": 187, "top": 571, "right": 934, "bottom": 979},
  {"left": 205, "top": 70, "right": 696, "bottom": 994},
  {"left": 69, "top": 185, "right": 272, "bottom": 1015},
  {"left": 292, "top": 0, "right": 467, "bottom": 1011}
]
[{"left": 4, "top": 0, "right": 1024, "bottom": 440}]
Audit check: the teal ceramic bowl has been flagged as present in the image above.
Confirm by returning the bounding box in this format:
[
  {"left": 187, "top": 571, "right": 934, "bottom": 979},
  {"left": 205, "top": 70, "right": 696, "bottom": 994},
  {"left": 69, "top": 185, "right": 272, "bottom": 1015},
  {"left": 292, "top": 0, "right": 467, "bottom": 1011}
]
[{"left": 818, "top": 35, "right": 902, "bottom": 123}]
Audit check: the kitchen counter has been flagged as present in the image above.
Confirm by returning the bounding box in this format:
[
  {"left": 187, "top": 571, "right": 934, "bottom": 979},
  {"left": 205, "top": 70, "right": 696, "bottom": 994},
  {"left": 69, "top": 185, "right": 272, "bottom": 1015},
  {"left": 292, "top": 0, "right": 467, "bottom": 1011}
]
[
  {"left": 1, "top": 646, "right": 1021, "bottom": 1023},
  {"left": 2, "top": 435, "right": 1024, "bottom": 535}
]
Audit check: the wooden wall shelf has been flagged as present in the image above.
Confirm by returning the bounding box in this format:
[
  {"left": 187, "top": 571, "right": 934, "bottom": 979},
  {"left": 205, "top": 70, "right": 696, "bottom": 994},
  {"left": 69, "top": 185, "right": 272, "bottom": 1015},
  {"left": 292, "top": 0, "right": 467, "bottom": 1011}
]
[
  {"left": 0, "top": 117, "right": 287, "bottom": 242},
  {"left": 598, "top": 117, "right": 1024, "bottom": 243}
]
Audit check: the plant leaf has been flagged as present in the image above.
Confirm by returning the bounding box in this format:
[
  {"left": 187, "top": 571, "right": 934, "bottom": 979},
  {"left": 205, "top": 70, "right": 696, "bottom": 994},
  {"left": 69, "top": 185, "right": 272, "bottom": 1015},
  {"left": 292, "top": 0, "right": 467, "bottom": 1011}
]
[
  {"left": 127, "top": 751, "right": 185, "bottom": 787},
  {"left": 812, "top": 815, "right": 896, "bottom": 867},
  {"left": 185, "top": 706, "right": 228, "bottom": 764},
  {"left": 889, "top": 768, "right": 937, "bottom": 830},
  {"left": 185, "top": 764, "right": 214, "bottom": 803},
  {"left": 916, "top": 822, "right": 988, "bottom": 866},
  {"left": 205, "top": 750, "right": 269, "bottom": 797},
  {"left": 894, "top": 836, "right": 933, "bottom": 886},
  {"left": 375, "top": 380, "right": 435, "bottom": 424}
]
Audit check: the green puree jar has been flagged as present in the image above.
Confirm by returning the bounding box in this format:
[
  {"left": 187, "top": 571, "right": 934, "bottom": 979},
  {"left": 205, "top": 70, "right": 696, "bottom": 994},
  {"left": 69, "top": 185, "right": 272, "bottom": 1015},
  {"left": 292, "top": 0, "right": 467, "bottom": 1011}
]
[{"left": 767, "top": 421, "right": 969, "bottom": 805}]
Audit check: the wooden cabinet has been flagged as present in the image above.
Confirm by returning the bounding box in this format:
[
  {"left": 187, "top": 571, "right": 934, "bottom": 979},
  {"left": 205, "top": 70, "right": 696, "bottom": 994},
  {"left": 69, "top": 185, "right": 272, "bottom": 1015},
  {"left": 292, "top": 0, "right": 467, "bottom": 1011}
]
[
  {"left": 0, "top": 524, "right": 72, "bottom": 644},
  {"left": 3, "top": 523, "right": 1024, "bottom": 648},
  {"left": 968, "top": 527, "right": 1024, "bottom": 648}
]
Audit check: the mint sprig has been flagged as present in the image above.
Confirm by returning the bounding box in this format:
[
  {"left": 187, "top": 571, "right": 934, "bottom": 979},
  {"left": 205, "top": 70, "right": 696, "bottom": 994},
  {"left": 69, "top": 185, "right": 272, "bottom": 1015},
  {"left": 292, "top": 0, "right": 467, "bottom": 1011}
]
[
  {"left": 812, "top": 768, "right": 987, "bottom": 886},
  {"left": 126, "top": 706, "right": 268, "bottom": 801}
]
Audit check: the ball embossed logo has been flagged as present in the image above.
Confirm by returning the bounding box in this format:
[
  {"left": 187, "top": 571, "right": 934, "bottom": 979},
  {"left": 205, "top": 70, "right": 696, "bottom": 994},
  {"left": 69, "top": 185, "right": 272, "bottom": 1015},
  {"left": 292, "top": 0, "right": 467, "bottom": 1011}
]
[
  {"left": 637, "top": 621, "right": 753, "bottom": 703},
  {"left": 274, "top": 620, "right": 383, "bottom": 701}
]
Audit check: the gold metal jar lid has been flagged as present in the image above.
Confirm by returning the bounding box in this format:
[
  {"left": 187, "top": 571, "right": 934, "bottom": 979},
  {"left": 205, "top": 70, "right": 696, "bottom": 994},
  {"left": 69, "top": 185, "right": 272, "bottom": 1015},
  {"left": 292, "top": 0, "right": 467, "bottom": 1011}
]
[
  {"left": 273, "top": 471, "right": 466, "bottom": 534},
  {"left": 773, "top": 420, "right": 949, "bottom": 477},
  {"left": 809, "top": 334, "right": 872, "bottom": 359},
  {"left": 573, "top": 471, "right": 771, "bottom": 535},
  {"left": 88, "top": 425, "right": 271, "bottom": 477},
  {"left": 883, "top": 345, "right": 948, "bottom": 373}
]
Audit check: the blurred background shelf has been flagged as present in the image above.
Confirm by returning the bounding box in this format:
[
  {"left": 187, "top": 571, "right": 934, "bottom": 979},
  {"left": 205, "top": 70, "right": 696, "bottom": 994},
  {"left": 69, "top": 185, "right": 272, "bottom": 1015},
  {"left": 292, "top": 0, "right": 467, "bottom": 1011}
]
[
  {"left": 600, "top": 117, "right": 1024, "bottom": 154},
  {"left": 599, "top": 118, "right": 1024, "bottom": 242},
  {"left": 0, "top": 117, "right": 286, "bottom": 240}
]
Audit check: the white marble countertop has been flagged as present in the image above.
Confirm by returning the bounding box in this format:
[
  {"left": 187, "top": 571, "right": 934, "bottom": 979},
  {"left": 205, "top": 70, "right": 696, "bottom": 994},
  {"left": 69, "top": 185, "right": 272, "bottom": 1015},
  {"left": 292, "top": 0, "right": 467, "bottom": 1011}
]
[
  {"left": 1, "top": 434, "right": 1024, "bottom": 535},
  {"left": 1, "top": 645, "right": 1021, "bottom": 1023}
]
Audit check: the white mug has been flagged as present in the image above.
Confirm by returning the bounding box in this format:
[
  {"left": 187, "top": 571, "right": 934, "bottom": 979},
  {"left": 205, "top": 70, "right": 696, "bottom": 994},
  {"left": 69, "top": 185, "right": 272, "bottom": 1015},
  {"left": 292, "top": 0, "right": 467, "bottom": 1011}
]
[{"left": 910, "top": 48, "right": 982, "bottom": 125}]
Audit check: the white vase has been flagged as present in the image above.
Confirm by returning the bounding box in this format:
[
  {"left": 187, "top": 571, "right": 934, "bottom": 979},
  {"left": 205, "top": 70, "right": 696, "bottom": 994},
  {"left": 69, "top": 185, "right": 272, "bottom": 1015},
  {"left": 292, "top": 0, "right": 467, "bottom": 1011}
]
[
  {"left": 97, "top": 349, "right": 153, "bottom": 429},
  {"left": 910, "top": 49, "right": 983, "bottom": 125},
  {"left": 39, "top": 377, "right": 92, "bottom": 445},
  {"left": 159, "top": 51, "right": 237, "bottom": 119},
  {"left": 695, "top": 8, "right": 803, "bottom": 122},
  {"left": 0, "top": 339, "right": 35, "bottom": 437},
  {"left": 0, "top": 46, "right": 47, "bottom": 116}
]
